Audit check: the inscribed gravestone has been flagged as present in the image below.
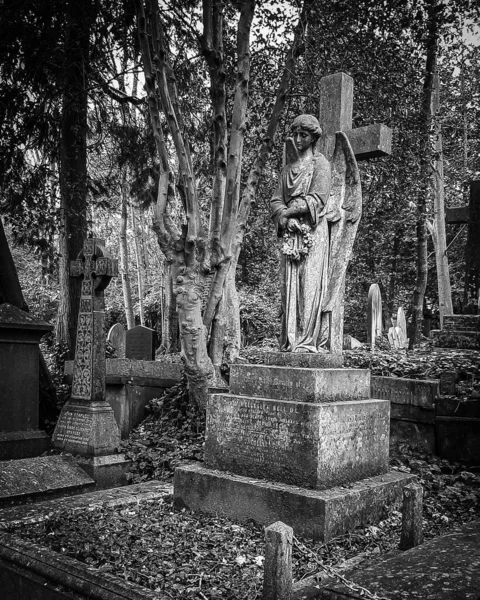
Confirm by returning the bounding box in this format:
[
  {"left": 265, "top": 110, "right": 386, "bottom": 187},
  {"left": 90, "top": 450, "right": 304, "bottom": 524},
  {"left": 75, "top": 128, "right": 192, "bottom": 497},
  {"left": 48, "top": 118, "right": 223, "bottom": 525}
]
[
  {"left": 107, "top": 323, "right": 126, "bottom": 358},
  {"left": 125, "top": 325, "right": 156, "bottom": 361},
  {"left": 397, "top": 307, "right": 408, "bottom": 348},
  {"left": 367, "top": 284, "right": 382, "bottom": 350}
]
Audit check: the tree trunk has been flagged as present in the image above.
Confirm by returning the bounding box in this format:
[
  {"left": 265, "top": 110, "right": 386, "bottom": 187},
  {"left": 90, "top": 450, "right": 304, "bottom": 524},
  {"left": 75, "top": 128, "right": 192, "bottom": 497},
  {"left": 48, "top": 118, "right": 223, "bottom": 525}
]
[
  {"left": 131, "top": 204, "right": 146, "bottom": 325},
  {"left": 120, "top": 178, "right": 135, "bottom": 329},
  {"left": 56, "top": 0, "right": 93, "bottom": 356},
  {"left": 409, "top": 0, "right": 438, "bottom": 348},
  {"left": 430, "top": 72, "right": 453, "bottom": 327}
]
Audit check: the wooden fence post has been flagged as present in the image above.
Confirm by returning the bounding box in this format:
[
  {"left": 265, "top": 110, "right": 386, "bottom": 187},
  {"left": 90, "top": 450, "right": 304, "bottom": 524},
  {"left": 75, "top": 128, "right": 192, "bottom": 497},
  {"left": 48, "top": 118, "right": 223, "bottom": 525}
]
[
  {"left": 263, "top": 521, "right": 293, "bottom": 600},
  {"left": 400, "top": 482, "right": 424, "bottom": 550}
]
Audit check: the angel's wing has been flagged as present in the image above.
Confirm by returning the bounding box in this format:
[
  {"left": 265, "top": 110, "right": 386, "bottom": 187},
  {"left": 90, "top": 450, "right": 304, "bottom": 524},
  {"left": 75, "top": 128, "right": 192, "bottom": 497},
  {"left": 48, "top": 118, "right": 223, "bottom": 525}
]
[{"left": 321, "top": 131, "right": 362, "bottom": 314}]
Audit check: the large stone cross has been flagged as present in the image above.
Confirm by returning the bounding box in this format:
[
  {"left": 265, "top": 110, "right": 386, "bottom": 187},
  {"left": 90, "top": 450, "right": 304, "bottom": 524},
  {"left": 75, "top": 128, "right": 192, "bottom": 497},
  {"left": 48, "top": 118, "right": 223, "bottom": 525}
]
[
  {"left": 446, "top": 180, "right": 480, "bottom": 306},
  {"left": 317, "top": 72, "right": 392, "bottom": 162},
  {"left": 69, "top": 237, "right": 118, "bottom": 402}
]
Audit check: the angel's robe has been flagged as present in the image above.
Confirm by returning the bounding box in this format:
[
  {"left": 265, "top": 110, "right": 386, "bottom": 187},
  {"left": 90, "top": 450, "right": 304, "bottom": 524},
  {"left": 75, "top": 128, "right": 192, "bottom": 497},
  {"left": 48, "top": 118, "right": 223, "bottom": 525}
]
[{"left": 271, "top": 154, "right": 332, "bottom": 352}]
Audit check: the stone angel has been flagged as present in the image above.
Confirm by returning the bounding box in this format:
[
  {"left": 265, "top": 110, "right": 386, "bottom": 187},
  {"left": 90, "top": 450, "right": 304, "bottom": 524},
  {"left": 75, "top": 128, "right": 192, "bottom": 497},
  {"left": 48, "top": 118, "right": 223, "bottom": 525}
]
[{"left": 271, "top": 114, "right": 362, "bottom": 353}]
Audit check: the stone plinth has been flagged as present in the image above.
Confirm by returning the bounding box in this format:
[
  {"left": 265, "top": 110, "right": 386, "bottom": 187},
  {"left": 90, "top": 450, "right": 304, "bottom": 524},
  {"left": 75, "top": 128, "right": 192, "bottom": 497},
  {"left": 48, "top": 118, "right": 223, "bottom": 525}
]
[
  {"left": 230, "top": 364, "right": 370, "bottom": 403},
  {"left": 259, "top": 352, "right": 343, "bottom": 368},
  {"left": 175, "top": 349, "right": 412, "bottom": 539},
  {"left": 174, "top": 464, "right": 415, "bottom": 542},
  {"left": 0, "top": 304, "right": 52, "bottom": 460},
  {"left": 206, "top": 394, "right": 389, "bottom": 489}
]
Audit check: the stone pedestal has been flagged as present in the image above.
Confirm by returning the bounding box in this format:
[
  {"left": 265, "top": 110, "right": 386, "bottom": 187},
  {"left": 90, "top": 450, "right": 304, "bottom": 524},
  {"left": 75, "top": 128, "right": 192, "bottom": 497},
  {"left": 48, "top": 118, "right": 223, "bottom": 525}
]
[
  {"left": 0, "top": 304, "right": 51, "bottom": 460},
  {"left": 174, "top": 354, "right": 415, "bottom": 541}
]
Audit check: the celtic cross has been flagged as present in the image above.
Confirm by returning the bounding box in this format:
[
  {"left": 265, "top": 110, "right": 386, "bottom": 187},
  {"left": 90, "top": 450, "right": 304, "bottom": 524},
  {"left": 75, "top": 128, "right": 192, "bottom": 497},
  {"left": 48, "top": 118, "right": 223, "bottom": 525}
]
[{"left": 70, "top": 238, "right": 118, "bottom": 402}]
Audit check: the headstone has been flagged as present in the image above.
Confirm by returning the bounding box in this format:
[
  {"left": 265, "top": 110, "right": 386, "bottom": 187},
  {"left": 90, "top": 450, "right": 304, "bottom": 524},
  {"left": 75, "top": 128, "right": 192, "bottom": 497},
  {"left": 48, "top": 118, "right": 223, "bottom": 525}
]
[
  {"left": 367, "top": 284, "right": 382, "bottom": 350},
  {"left": 125, "top": 325, "right": 155, "bottom": 361},
  {"left": 52, "top": 238, "right": 130, "bottom": 488},
  {"left": 0, "top": 303, "right": 51, "bottom": 459},
  {"left": 174, "top": 72, "right": 413, "bottom": 542},
  {"left": 388, "top": 318, "right": 400, "bottom": 349},
  {"left": 439, "top": 371, "right": 457, "bottom": 396},
  {"left": 396, "top": 307, "right": 408, "bottom": 348},
  {"left": 107, "top": 323, "right": 126, "bottom": 358}
]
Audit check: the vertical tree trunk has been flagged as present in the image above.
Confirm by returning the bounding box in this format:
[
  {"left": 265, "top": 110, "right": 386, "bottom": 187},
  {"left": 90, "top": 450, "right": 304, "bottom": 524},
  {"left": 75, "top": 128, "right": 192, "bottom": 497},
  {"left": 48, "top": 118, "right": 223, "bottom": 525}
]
[
  {"left": 119, "top": 179, "right": 135, "bottom": 329},
  {"left": 131, "top": 204, "right": 146, "bottom": 325},
  {"left": 56, "top": 0, "right": 94, "bottom": 356},
  {"left": 430, "top": 71, "right": 453, "bottom": 327},
  {"left": 409, "top": 0, "right": 438, "bottom": 348}
]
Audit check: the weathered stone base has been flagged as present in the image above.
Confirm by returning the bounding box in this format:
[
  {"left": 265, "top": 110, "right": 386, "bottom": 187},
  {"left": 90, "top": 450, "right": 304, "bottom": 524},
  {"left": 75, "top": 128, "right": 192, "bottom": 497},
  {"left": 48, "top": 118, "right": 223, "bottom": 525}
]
[
  {"left": 76, "top": 455, "right": 130, "bottom": 490},
  {"left": 0, "top": 429, "right": 50, "bottom": 461},
  {"left": 174, "top": 463, "right": 415, "bottom": 541},
  {"left": 52, "top": 400, "right": 121, "bottom": 456}
]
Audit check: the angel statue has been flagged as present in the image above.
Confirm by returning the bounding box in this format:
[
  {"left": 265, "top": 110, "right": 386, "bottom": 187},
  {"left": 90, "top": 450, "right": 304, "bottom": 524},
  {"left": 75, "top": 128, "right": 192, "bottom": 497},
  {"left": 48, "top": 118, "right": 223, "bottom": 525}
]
[{"left": 271, "top": 114, "right": 362, "bottom": 353}]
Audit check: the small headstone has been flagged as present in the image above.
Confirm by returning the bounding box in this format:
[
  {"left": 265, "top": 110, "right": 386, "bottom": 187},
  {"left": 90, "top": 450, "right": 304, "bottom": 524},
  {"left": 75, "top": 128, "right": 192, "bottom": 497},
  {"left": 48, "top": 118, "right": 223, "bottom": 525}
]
[
  {"left": 343, "top": 335, "right": 362, "bottom": 350},
  {"left": 388, "top": 320, "right": 400, "bottom": 349},
  {"left": 400, "top": 482, "right": 423, "bottom": 550},
  {"left": 107, "top": 323, "right": 126, "bottom": 358},
  {"left": 125, "top": 325, "right": 156, "bottom": 361},
  {"left": 367, "top": 284, "right": 382, "bottom": 350},
  {"left": 396, "top": 307, "right": 408, "bottom": 348},
  {"left": 439, "top": 371, "right": 457, "bottom": 396}
]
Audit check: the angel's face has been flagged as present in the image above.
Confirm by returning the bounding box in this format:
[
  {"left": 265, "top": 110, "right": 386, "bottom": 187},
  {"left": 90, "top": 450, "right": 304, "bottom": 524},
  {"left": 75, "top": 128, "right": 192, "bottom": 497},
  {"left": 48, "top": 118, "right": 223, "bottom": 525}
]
[{"left": 292, "top": 128, "right": 313, "bottom": 153}]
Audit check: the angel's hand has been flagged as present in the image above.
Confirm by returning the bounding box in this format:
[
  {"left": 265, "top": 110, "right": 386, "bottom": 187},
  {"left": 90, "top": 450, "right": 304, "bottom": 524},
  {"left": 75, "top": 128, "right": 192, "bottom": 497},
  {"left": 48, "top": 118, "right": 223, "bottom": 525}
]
[
  {"left": 279, "top": 215, "right": 288, "bottom": 230},
  {"left": 287, "top": 218, "right": 302, "bottom": 233}
]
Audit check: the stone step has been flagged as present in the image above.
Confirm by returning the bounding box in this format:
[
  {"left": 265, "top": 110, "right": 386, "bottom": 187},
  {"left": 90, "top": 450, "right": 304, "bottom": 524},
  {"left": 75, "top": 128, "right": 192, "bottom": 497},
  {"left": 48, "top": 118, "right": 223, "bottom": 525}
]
[
  {"left": 0, "top": 455, "right": 95, "bottom": 508},
  {"left": 431, "top": 329, "right": 480, "bottom": 350},
  {"left": 256, "top": 352, "right": 344, "bottom": 368},
  {"left": 318, "top": 519, "right": 480, "bottom": 599},
  {"left": 230, "top": 364, "right": 370, "bottom": 403},
  {"left": 443, "top": 315, "right": 480, "bottom": 332},
  {"left": 174, "top": 463, "right": 415, "bottom": 541},
  {"left": 205, "top": 394, "right": 389, "bottom": 490}
]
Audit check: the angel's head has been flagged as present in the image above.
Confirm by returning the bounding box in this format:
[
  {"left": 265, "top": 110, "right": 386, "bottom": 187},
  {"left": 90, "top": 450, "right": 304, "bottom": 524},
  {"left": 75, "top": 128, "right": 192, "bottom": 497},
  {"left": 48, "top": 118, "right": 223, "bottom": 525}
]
[{"left": 290, "top": 115, "right": 322, "bottom": 154}]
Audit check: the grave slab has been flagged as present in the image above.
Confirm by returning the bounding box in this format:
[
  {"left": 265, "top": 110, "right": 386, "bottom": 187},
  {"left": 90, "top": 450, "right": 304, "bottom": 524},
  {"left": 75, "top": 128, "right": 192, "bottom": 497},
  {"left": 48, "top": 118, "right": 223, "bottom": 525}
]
[
  {"left": 205, "top": 394, "right": 389, "bottom": 489},
  {"left": 319, "top": 519, "right": 480, "bottom": 599},
  {"left": 230, "top": 365, "right": 370, "bottom": 403},
  {"left": 0, "top": 455, "right": 95, "bottom": 508},
  {"left": 174, "top": 463, "right": 415, "bottom": 541}
]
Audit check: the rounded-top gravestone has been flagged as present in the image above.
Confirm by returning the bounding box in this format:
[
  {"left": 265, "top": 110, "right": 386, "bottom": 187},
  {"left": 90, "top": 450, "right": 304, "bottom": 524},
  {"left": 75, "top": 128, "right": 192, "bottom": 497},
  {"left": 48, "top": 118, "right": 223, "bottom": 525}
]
[
  {"left": 107, "top": 323, "right": 126, "bottom": 358},
  {"left": 367, "top": 284, "right": 382, "bottom": 349}
]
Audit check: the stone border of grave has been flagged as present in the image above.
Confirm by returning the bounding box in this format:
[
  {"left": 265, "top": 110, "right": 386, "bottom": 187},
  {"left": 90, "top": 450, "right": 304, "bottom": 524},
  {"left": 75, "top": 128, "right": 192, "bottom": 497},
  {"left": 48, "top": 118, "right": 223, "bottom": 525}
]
[{"left": 0, "top": 481, "right": 171, "bottom": 600}]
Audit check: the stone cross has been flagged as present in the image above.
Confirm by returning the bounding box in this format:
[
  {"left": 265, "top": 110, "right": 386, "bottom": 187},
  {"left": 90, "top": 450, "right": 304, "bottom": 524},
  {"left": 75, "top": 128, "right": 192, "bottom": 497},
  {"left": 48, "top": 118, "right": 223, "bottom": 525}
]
[
  {"left": 69, "top": 238, "right": 118, "bottom": 402},
  {"left": 446, "top": 180, "right": 480, "bottom": 308},
  {"left": 318, "top": 72, "right": 392, "bottom": 352},
  {"left": 317, "top": 72, "right": 392, "bottom": 163}
]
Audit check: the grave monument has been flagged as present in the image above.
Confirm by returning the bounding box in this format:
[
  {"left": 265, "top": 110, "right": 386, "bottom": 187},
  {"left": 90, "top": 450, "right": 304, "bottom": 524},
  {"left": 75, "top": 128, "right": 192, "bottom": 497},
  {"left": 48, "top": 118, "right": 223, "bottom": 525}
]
[
  {"left": 52, "top": 238, "right": 130, "bottom": 487},
  {"left": 125, "top": 324, "right": 156, "bottom": 360},
  {"left": 0, "top": 303, "right": 51, "bottom": 459},
  {"left": 107, "top": 323, "right": 126, "bottom": 358},
  {"left": 174, "top": 72, "right": 415, "bottom": 540}
]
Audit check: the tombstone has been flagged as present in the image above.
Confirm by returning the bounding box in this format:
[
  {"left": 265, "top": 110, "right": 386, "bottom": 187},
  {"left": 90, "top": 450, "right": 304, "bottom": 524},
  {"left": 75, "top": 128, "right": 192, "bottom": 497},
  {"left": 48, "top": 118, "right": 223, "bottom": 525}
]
[
  {"left": 446, "top": 180, "right": 480, "bottom": 308},
  {"left": 52, "top": 238, "right": 130, "bottom": 488},
  {"left": 396, "top": 307, "right": 408, "bottom": 348},
  {"left": 125, "top": 325, "right": 156, "bottom": 361},
  {"left": 174, "top": 73, "right": 414, "bottom": 542},
  {"left": 107, "top": 323, "right": 126, "bottom": 358},
  {"left": 388, "top": 318, "right": 400, "bottom": 349},
  {"left": 0, "top": 304, "right": 51, "bottom": 459},
  {"left": 367, "top": 284, "right": 383, "bottom": 350}
]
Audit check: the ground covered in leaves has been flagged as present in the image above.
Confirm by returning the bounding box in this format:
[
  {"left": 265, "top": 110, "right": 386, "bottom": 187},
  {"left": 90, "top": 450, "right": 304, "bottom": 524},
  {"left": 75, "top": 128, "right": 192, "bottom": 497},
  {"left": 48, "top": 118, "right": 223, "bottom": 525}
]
[
  {"left": 10, "top": 345, "right": 478, "bottom": 598},
  {"left": 7, "top": 447, "right": 480, "bottom": 599}
]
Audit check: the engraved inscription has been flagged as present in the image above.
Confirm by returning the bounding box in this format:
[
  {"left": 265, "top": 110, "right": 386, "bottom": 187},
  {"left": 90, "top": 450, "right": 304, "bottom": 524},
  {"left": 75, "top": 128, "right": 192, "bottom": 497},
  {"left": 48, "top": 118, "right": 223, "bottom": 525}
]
[{"left": 56, "top": 411, "right": 92, "bottom": 446}]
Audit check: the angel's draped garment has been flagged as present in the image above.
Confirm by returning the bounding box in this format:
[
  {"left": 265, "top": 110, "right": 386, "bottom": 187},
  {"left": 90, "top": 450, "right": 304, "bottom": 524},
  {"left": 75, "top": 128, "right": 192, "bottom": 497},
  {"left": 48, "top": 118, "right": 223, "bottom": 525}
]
[{"left": 271, "top": 154, "right": 332, "bottom": 352}]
